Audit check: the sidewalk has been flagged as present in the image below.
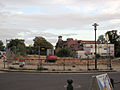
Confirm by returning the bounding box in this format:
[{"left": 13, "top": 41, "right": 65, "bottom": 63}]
[
  {"left": 0, "top": 59, "right": 119, "bottom": 73},
  {"left": 0, "top": 65, "right": 118, "bottom": 73},
  {"left": 0, "top": 68, "right": 117, "bottom": 74}
]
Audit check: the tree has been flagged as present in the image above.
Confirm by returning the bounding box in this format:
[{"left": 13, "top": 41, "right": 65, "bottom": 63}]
[
  {"left": 97, "top": 35, "right": 107, "bottom": 44},
  {"left": 106, "top": 30, "right": 120, "bottom": 57},
  {"left": 56, "top": 47, "right": 73, "bottom": 57},
  {"left": 105, "top": 30, "right": 119, "bottom": 44},
  {"left": 7, "top": 39, "right": 26, "bottom": 56},
  {"left": 33, "top": 37, "right": 53, "bottom": 55},
  {"left": 0, "top": 40, "right": 4, "bottom": 51},
  {"left": 26, "top": 45, "right": 34, "bottom": 55}
]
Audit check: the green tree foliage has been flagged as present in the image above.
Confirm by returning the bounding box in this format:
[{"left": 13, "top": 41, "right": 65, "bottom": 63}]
[
  {"left": 106, "top": 30, "right": 120, "bottom": 57},
  {"left": 26, "top": 45, "right": 34, "bottom": 55},
  {"left": 7, "top": 39, "right": 26, "bottom": 56},
  {"left": 106, "top": 30, "right": 119, "bottom": 44},
  {"left": 33, "top": 37, "right": 53, "bottom": 55},
  {"left": 0, "top": 40, "right": 4, "bottom": 51},
  {"left": 56, "top": 47, "right": 73, "bottom": 57},
  {"left": 97, "top": 35, "right": 107, "bottom": 44}
]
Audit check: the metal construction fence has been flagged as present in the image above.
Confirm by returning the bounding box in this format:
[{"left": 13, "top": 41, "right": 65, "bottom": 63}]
[{"left": 5, "top": 56, "right": 118, "bottom": 71}]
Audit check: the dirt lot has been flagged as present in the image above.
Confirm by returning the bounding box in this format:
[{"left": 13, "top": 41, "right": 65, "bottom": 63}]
[
  {"left": 1, "top": 55, "right": 118, "bottom": 71},
  {"left": 7, "top": 55, "right": 120, "bottom": 65}
]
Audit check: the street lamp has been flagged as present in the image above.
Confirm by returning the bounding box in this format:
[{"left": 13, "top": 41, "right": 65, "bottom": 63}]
[{"left": 92, "top": 23, "right": 99, "bottom": 70}]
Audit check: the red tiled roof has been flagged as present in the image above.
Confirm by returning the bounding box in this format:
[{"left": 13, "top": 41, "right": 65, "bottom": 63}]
[
  {"left": 81, "top": 40, "right": 99, "bottom": 44},
  {"left": 56, "top": 37, "right": 99, "bottom": 51},
  {"left": 67, "top": 40, "right": 78, "bottom": 47}
]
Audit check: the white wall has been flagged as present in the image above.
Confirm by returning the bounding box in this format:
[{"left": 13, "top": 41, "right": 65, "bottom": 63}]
[{"left": 77, "top": 44, "right": 114, "bottom": 59}]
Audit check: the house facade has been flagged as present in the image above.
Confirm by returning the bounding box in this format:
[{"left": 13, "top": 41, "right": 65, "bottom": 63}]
[
  {"left": 55, "top": 36, "right": 114, "bottom": 59},
  {"left": 77, "top": 43, "right": 114, "bottom": 59}
]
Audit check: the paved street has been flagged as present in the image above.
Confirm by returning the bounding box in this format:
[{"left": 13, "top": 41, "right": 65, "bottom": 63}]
[{"left": 0, "top": 72, "right": 120, "bottom": 90}]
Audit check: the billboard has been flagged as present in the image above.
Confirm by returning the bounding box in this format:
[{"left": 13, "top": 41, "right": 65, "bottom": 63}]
[{"left": 84, "top": 46, "right": 91, "bottom": 55}]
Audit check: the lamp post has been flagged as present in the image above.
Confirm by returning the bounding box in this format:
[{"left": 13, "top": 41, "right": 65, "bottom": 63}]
[{"left": 92, "top": 23, "right": 99, "bottom": 70}]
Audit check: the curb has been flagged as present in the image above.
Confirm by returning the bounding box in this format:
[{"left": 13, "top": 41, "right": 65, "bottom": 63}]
[{"left": 0, "top": 69, "right": 117, "bottom": 73}]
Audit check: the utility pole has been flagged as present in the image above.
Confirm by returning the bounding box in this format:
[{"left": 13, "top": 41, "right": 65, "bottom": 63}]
[
  {"left": 109, "top": 46, "right": 112, "bottom": 70},
  {"left": 105, "top": 33, "right": 112, "bottom": 70},
  {"left": 4, "top": 39, "right": 10, "bottom": 69},
  {"left": 14, "top": 46, "right": 16, "bottom": 64},
  {"left": 38, "top": 46, "right": 41, "bottom": 69},
  {"left": 6, "top": 39, "right": 10, "bottom": 68}
]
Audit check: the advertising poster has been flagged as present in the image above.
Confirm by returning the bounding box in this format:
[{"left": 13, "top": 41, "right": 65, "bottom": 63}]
[
  {"left": 84, "top": 46, "right": 91, "bottom": 55},
  {"left": 96, "top": 73, "right": 113, "bottom": 90}
]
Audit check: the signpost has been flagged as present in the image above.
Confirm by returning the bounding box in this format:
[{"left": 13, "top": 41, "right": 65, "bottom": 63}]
[
  {"left": 105, "top": 34, "right": 113, "bottom": 70},
  {"left": 3, "top": 53, "right": 6, "bottom": 68},
  {"left": 96, "top": 73, "right": 113, "bottom": 90},
  {"left": 90, "top": 73, "right": 113, "bottom": 90}
]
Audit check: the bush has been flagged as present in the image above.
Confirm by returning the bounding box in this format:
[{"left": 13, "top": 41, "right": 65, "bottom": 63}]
[
  {"left": 37, "top": 66, "right": 48, "bottom": 71},
  {"left": 56, "top": 47, "right": 73, "bottom": 57},
  {"left": 96, "top": 54, "right": 100, "bottom": 58},
  {"left": 9, "top": 66, "right": 16, "bottom": 69},
  {"left": 52, "top": 69, "right": 56, "bottom": 71}
]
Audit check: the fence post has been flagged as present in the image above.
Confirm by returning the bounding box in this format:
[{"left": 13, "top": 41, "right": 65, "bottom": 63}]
[{"left": 67, "top": 79, "right": 73, "bottom": 90}]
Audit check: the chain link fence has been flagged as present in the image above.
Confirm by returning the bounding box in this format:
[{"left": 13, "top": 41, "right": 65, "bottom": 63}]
[{"left": 5, "top": 54, "right": 119, "bottom": 71}]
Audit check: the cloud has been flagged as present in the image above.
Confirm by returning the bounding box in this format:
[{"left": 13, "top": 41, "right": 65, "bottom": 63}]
[
  {"left": 0, "top": 3, "right": 4, "bottom": 10},
  {"left": 0, "top": 0, "right": 63, "bottom": 6},
  {"left": 0, "top": 26, "right": 29, "bottom": 38},
  {"left": 16, "top": 31, "right": 57, "bottom": 44},
  {"left": 0, "top": 0, "right": 120, "bottom": 45},
  {"left": 61, "top": 33, "right": 78, "bottom": 36},
  {"left": 4, "top": 12, "right": 119, "bottom": 30},
  {"left": 17, "top": 31, "right": 78, "bottom": 45}
]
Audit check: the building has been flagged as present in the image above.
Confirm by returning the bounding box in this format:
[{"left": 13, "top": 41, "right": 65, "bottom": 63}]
[
  {"left": 77, "top": 43, "right": 114, "bottom": 59},
  {"left": 56, "top": 36, "right": 83, "bottom": 50},
  {"left": 55, "top": 36, "right": 114, "bottom": 59}
]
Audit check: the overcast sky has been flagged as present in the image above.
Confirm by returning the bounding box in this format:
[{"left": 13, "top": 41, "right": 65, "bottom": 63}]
[{"left": 0, "top": 0, "right": 120, "bottom": 46}]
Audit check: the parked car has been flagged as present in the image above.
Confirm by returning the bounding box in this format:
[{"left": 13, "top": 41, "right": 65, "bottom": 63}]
[{"left": 45, "top": 55, "right": 57, "bottom": 63}]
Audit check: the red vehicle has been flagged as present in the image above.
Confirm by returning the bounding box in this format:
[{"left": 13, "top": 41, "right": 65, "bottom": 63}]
[{"left": 46, "top": 55, "right": 57, "bottom": 62}]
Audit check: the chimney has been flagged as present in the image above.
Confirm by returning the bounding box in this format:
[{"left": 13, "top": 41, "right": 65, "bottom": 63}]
[{"left": 58, "top": 36, "right": 62, "bottom": 40}]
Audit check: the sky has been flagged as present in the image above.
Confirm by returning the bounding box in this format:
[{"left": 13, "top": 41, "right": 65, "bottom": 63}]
[{"left": 0, "top": 0, "right": 120, "bottom": 46}]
